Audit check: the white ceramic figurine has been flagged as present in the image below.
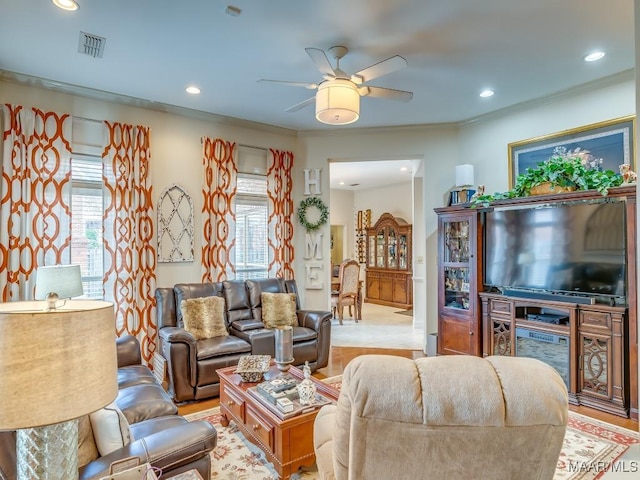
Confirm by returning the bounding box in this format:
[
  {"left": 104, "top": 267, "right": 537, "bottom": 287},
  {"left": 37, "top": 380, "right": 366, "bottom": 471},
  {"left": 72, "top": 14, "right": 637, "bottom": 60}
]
[{"left": 297, "top": 361, "right": 317, "bottom": 406}]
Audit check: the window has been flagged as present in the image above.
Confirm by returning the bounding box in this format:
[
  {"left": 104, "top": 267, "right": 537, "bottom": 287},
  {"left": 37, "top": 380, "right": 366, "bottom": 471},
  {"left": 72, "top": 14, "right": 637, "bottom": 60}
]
[
  {"left": 235, "top": 174, "right": 268, "bottom": 280},
  {"left": 71, "top": 153, "right": 104, "bottom": 299}
]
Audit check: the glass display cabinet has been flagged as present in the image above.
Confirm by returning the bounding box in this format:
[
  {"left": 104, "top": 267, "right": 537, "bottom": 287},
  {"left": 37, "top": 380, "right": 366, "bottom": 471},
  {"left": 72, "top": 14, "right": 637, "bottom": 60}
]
[
  {"left": 435, "top": 208, "right": 482, "bottom": 356},
  {"left": 365, "top": 213, "right": 412, "bottom": 310}
]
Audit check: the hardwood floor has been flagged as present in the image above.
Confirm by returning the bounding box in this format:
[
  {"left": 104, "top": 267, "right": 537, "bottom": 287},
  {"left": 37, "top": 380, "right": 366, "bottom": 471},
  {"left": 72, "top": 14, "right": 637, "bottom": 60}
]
[{"left": 178, "top": 346, "right": 639, "bottom": 433}]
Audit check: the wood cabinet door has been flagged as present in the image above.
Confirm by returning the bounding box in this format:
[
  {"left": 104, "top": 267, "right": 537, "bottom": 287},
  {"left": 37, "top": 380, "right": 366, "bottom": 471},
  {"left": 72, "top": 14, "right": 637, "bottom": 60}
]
[
  {"left": 392, "top": 274, "right": 408, "bottom": 305},
  {"left": 366, "top": 273, "right": 380, "bottom": 300},
  {"left": 379, "top": 273, "right": 394, "bottom": 302},
  {"left": 438, "top": 314, "right": 479, "bottom": 356}
]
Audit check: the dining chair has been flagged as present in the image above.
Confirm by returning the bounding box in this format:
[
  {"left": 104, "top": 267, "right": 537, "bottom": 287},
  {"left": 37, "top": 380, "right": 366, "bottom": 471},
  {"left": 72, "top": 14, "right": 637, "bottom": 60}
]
[{"left": 331, "top": 259, "right": 360, "bottom": 325}]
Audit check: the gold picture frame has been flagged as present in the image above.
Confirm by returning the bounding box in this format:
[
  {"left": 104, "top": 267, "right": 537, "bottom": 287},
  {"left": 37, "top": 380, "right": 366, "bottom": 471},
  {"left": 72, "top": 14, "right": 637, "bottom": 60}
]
[{"left": 507, "top": 115, "right": 636, "bottom": 188}]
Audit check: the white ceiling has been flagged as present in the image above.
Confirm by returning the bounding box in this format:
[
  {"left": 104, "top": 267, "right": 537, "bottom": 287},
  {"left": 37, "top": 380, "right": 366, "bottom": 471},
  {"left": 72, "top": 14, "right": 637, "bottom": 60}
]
[{"left": 0, "top": 0, "right": 634, "bottom": 189}]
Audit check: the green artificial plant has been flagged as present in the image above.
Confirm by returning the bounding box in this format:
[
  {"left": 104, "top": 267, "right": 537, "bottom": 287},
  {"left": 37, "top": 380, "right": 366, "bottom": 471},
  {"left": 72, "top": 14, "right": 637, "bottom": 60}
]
[{"left": 471, "top": 147, "right": 623, "bottom": 207}]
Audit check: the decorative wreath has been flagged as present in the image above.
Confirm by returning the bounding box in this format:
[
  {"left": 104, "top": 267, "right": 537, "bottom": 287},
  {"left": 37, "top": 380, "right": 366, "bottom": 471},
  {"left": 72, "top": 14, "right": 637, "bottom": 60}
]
[{"left": 297, "top": 196, "right": 329, "bottom": 232}]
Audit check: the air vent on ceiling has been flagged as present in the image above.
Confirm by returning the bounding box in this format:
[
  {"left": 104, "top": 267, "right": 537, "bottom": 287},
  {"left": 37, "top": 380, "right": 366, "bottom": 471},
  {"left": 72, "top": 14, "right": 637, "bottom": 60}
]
[{"left": 78, "top": 31, "right": 106, "bottom": 58}]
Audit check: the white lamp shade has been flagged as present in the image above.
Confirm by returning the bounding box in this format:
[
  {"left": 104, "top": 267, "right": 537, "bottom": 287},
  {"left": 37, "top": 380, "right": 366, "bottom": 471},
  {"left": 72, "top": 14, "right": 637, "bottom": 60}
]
[
  {"left": 315, "top": 79, "right": 360, "bottom": 125},
  {"left": 34, "top": 264, "right": 83, "bottom": 300},
  {"left": 455, "top": 164, "right": 475, "bottom": 187},
  {"left": 0, "top": 300, "right": 117, "bottom": 429}
]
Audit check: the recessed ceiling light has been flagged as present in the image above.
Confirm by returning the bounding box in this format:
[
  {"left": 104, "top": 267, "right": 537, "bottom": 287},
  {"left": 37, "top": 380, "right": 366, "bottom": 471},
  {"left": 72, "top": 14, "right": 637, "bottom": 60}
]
[
  {"left": 584, "top": 51, "right": 605, "bottom": 62},
  {"left": 479, "top": 89, "right": 494, "bottom": 98},
  {"left": 52, "top": 0, "right": 79, "bottom": 11},
  {"left": 400, "top": 167, "right": 408, "bottom": 172},
  {"left": 186, "top": 86, "right": 201, "bottom": 95},
  {"left": 339, "top": 181, "right": 345, "bottom": 185}
]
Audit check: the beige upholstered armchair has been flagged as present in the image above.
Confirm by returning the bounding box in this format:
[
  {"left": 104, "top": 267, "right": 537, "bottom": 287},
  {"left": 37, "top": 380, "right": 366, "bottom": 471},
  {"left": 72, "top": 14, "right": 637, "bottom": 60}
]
[
  {"left": 331, "top": 259, "right": 360, "bottom": 324},
  {"left": 314, "top": 354, "right": 568, "bottom": 480}
]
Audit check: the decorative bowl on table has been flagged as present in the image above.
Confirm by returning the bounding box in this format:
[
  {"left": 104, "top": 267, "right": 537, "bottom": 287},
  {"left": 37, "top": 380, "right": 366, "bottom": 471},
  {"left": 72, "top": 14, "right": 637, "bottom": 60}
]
[{"left": 234, "top": 355, "right": 271, "bottom": 382}]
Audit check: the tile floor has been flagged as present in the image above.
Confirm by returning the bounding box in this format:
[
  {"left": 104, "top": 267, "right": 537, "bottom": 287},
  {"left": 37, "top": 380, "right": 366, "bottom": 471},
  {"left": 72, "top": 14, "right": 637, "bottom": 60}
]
[{"left": 330, "top": 302, "right": 425, "bottom": 351}]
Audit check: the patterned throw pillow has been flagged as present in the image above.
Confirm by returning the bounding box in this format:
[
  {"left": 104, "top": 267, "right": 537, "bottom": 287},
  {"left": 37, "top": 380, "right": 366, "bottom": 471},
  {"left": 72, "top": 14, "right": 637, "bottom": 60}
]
[
  {"left": 181, "top": 296, "right": 228, "bottom": 340},
  {"left": 261, "top": 292, "right": 298, "bottom": 328}
]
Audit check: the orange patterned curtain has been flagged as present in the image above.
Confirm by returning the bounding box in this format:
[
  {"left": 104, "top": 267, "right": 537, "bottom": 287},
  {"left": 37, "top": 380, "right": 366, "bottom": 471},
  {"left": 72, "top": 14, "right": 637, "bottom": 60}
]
[
  {"left": 0, "top": 104, "right": 72, "bottom": 301},
  {"left": 102, "top": 122, "right": 157, "bottom": 364},
  {"left": 267, "top": 148, "right": 294, "bottom": 279},
  {"left": 201, "top": 137, "right": 237, "bottom": 282}
]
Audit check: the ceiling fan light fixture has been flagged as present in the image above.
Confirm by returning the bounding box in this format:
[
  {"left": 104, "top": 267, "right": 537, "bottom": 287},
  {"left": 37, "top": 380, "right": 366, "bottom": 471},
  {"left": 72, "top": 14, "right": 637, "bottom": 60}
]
[
  {"left": 52, "top": 0, "right": 79, "bottom": 11},
  {"left": 315, "top": 79, "right": 360, "bottom": 125}
]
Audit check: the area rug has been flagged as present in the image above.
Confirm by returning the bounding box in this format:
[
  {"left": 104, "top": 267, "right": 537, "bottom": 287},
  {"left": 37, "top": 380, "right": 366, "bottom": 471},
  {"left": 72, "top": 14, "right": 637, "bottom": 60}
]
[{"left": 185, "top": 377, "right": 639, "bottom": 480}]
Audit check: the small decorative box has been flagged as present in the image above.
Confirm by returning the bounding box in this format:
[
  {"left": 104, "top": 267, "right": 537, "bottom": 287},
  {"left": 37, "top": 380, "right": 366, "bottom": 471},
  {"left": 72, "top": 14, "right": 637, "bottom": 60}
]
[{"left": 234, "top": 355, "right": 271, "bottom": 383}]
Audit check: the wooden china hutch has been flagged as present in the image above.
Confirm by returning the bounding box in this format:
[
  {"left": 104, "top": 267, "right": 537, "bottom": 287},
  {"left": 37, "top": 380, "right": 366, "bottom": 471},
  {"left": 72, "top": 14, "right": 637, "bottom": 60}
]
[
  {"left": 365, "top": 213, "right": 412, "bottom": 310},
  {"left": 435, "top": 186, "right": 638, "bottom": 419}
]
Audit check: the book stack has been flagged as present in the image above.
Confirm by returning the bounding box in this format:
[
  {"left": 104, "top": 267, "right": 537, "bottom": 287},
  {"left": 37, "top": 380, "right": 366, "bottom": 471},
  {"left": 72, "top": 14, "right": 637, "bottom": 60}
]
[{"left": 256, "top": 377, "right": 299, "bottom": 406}]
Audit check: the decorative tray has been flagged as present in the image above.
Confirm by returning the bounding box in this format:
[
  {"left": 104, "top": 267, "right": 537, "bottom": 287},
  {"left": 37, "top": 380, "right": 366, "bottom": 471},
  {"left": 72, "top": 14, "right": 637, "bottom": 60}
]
[{"left": 234, "top": 355, "right": 271, "bottom": 382}]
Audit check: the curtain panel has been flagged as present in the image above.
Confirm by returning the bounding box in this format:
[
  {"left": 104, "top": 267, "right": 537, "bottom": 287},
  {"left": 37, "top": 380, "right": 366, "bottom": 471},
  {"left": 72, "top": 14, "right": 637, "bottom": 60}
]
[
  {"left": 102, "top": 122, "right": 157, "bottom": 364},
  {"left": 267, "top": 148, "right": 295, "bottom": 279},
  {"left": 201, "top": 137, "right": 237, "bottom": 282},
  {"left": 0, "top": 104, "right": 73, "bottom": 301}
]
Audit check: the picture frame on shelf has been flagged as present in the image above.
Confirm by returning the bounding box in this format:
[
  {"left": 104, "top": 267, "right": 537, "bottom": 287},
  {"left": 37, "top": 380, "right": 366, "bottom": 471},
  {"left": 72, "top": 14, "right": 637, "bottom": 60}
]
[{"left": 508, "top": 115, "right": 635, "bottom": 188}]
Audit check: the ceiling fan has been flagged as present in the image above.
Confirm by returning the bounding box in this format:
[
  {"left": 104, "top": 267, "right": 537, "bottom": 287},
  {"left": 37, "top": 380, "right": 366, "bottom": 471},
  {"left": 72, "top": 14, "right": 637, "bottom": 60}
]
[{"left": 258, "top": 46, "right": 413, "bottom": 125}]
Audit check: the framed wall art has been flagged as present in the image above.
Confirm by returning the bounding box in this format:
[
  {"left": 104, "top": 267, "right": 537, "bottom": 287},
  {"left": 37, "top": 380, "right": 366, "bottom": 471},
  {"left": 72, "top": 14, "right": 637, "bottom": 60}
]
[
  {"left": 157, "top": 184, "right": 194, "bottom": 263},
  {"left": 508, "top": 115, "right": 635, "bottom": 188}
]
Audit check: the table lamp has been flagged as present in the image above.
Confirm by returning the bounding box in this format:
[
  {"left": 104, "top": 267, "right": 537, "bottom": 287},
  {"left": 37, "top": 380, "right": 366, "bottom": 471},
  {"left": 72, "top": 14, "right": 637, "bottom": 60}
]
[
  {"left": 0, "top": 300, "right": 117, "bottom": 480},
  {"left": 34, "top": 264, "right": 84, "bottom": 310}
]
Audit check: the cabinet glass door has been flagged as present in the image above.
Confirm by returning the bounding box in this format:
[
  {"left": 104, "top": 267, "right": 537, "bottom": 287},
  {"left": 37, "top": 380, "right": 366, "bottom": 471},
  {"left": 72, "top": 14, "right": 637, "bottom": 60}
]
[
  {"left": 399, "top": 234, "right": 408, "bottom": 269},
  {"left": 444, "top": 220, "right": 470, "bottom": 263},
  {"left": 443, "top": 219, "right": 471, "bottom": 310},
  {"left": 368, "top": 236, "right": 375, "bottom": 267},
  {"left": 387, "top": 229, "right": 397, "bottom": 268},
  {"left": 444, "top": 266, "right": 470, "bottom": 310},
  {"left": 376, "top": 228, "right": 385, "bottom": 267}
]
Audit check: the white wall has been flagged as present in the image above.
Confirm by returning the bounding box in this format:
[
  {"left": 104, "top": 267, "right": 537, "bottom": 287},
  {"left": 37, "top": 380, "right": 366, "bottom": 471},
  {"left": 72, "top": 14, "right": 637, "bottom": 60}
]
[
  {"left": 354, "top": 181, "right": 412, "bottom": 222},
  {"left": 0, "top": 80, "right": 297, "bottom": 291},
  {"left": 328, "top": 188, "right": 355, "bottom": 260},
  {"left": 460, "top": 71, "right": 635, "bottom": 195}
]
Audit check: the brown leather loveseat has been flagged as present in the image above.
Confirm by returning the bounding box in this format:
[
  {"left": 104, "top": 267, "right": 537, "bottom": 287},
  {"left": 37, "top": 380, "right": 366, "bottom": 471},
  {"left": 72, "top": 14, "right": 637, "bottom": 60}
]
[{"left": 155, "top": 278, "right": 332, "bottom": 403}]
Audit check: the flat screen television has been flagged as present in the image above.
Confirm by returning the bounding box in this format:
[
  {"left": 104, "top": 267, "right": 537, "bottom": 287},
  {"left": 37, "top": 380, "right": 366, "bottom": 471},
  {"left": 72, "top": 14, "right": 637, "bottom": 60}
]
[{"left": 483, "top": 200, "right": 627, "bottom": 304}]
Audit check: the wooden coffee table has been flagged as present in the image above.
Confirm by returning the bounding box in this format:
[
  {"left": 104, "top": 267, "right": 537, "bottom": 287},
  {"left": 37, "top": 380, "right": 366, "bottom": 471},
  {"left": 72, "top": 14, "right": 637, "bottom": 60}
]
[{"left": 217, "top": 364, "right": 339, "bottom": 480}]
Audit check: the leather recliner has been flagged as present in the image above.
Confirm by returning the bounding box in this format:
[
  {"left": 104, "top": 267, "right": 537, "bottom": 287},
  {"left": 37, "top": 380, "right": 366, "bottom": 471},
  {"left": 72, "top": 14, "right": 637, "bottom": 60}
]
[
  {"left": 0, "top": 335, "right": 217, "bottom": 480},
  {"left": 156, "top": 278, "right": 332, "bottom": 403}
]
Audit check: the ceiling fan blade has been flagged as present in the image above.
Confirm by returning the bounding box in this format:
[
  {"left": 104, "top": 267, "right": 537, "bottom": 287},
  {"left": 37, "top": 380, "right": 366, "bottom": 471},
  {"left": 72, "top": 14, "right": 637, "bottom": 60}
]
[
  {"left": 258, "top": 79, "right": 318, "bottom": 89},
  {"left": 351, "top": 55, "right": 408, "bottom": 84},
  {"left": 285, "top": 97, "right": 315, "bottom": 112},
  {"left": 305, "top": 47, "right": 336, "bottom": 78},
  {"left": 359, "top": 86, "right": 413, "bottom": 102}
]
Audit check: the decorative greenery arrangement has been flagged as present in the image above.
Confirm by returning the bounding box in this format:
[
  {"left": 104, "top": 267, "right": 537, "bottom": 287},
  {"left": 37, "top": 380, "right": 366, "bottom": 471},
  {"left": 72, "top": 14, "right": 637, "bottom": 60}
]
[
  {"left": 472, "top": 147, "right": 623, "bottom": 207},
  {"left": 297, "top": 196, "right": 329, "bottom": 232}
]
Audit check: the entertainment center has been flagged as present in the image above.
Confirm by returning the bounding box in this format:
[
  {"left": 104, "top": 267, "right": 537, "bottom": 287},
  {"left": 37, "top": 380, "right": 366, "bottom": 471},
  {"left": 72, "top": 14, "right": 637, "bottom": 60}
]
[{"left": 435, "top": 185, "right": 638, "bottom": 419}]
